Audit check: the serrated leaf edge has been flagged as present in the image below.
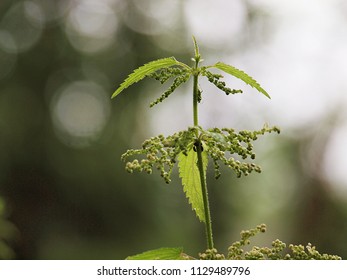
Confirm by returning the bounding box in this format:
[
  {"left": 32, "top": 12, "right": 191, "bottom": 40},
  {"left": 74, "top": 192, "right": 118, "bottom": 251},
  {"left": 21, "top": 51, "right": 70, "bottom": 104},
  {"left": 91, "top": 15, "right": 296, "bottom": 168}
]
[
  {"left": 178, "top": 149, "right": 208, "bottom": 223},
  {"left": 112, "top": 57, "right": 189, "bottom": 98},
  {"left": 211, "top": 62, "right": 270, "bottom": 99}
]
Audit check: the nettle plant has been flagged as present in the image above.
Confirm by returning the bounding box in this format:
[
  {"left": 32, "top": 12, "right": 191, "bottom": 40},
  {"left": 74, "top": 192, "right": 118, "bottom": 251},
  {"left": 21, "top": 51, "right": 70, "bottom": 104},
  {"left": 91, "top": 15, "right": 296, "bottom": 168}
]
[{"left": 112, "top": 37, "right": 340, "bottom": 260}]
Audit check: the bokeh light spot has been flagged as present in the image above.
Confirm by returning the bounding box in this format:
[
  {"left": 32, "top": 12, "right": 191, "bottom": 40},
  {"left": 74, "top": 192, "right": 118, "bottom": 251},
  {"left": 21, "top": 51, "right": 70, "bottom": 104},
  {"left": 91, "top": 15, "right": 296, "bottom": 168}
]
[
  {"left": 0, "top": 1, "right": 44, "bottom": 53},
  {"left": 323, "top": 121, "right": 347, "bottom": 197},
  {"left": 65, "top": 0, "right": 118, "bottom": 54},
  {"left": 184, "top": 0, "right": 246, "bottom": 49},
  {"left": 124, "top": 0, "right": 179, "bottom": 35},
  {"left": 51, "top": 81, "right": 111, "bottom": 148}
]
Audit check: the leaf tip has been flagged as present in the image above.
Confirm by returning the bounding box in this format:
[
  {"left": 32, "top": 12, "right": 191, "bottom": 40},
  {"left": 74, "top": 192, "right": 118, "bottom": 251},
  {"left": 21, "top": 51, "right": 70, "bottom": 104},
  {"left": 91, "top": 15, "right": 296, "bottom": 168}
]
[{"left": 263, "top": 90, "right": 271, "bottom": 99}]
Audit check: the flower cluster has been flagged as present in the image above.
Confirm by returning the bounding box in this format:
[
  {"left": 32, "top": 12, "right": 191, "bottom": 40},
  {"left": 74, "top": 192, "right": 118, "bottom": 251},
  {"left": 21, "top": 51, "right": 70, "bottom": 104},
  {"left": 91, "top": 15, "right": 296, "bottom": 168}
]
[
  {"left": 146, "top": 65, "right": 247, "bottom": 108},
  {"left": 227, "top": 224, "right": 341, "bottom": 260},
  {"left": 122, "top": 127, "right": 199, "bottom": 184},
  {"left": 121, "top": 125, "right": 280, "bottom": 183},
  {"left": 285, "top": 243, "right": 341, "bottom": 260},
  {"left": 148, "top": 67, "right": 184, "bottom": 84},
  {"left": 147, "top": 67, "right": 190, "bottom": 107},
  {"left": 227, "top": 224, "right": 267, "bottom": 260},
  {"left": 201, "top": 126, "right": 280, "bottom": 179},
  {"left": 199, "top": 248, "right": 225, "bottom": 260},
  {"left": 202, "top": 69, "right": 243, "bottom": 96}
]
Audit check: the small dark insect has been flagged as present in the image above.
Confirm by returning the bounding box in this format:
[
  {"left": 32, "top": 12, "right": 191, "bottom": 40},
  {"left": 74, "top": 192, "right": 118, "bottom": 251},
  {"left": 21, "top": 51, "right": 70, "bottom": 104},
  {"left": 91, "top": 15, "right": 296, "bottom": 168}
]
[{"left": 193, "top": 141, "right": 203, "bottom": 152}]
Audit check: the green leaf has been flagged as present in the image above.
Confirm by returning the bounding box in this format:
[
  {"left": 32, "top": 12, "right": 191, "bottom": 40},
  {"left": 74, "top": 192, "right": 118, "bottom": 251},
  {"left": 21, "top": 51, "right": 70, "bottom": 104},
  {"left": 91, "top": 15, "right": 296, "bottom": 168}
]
[
  {"left": 211, "top": 62, "right": 270, "bottom": 99},
  {"left": 126, "top": 247, "right": 185, "bottom": 260},
  {"left": 178, "top": 148, "right": 208, "bottom": 223},
  {"left": 112, "top": 57, "right": 189, "bottom": 98}
]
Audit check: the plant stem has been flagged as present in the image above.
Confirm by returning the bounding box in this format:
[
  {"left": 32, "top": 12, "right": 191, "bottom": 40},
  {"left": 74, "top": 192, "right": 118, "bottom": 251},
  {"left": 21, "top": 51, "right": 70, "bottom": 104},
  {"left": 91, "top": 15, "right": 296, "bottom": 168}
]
[
  {"left": 196, "top": 143, "right": 214, "bottom": 249},
  {"left": 192, "top": 36, "right": 199, "bottom": 127},
  {"left": 192, "top": 37, "right": 214, "bottom": 249},
  {"left": 193, "top": 72, "right": 199, "bottom": 126}
]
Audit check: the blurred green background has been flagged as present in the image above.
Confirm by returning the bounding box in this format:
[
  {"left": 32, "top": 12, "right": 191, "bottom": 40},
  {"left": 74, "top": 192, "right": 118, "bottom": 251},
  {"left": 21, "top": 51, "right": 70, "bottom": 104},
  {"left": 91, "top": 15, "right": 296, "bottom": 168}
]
[{"left": 1, "top": 0, "right": 347, "bottom": 259}]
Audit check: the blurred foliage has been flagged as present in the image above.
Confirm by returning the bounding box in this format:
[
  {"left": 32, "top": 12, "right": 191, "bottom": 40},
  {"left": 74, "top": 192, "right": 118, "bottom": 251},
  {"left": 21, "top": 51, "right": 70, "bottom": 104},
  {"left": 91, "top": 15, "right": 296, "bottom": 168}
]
[
  {"left": 0, "top": 197, "right": 18, "bottom": 259},
  {"left": 0, "top": 0, "right": 346, "bottom": 259}
]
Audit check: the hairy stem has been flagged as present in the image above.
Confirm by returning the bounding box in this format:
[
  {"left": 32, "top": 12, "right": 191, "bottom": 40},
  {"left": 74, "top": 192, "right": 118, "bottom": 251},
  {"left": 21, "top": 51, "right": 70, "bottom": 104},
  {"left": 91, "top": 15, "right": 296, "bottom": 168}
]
[{"left": 192, "top": 36, "right": 214, "bottom": 249}]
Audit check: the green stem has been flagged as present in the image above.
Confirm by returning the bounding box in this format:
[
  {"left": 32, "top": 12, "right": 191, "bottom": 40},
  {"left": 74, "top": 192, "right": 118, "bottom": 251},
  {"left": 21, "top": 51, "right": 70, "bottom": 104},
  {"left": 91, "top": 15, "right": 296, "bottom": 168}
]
[
  {"left": 192, "top": 37, "right": 214, "bottom": 249},
  {"left": 193, "top": 72, "right": 199, "bottom": 126},
  {"left": 192, "top": 35, "right": 199, "bottom": 127},
  {"left": 196, "top": 142, "right": 214, "bottom": 249}
]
